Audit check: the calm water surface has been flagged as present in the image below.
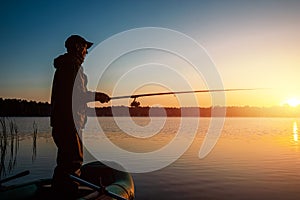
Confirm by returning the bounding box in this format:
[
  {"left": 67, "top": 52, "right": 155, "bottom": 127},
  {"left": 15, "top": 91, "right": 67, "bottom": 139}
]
[{"left": 1, "top": 117, "right": 299, "bottom": 200}]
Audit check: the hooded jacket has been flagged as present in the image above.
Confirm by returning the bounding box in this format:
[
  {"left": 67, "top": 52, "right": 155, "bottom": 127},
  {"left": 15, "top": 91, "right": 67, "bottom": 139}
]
[{"left": 50, "top": 53, "right": 94, "bottom": 130}]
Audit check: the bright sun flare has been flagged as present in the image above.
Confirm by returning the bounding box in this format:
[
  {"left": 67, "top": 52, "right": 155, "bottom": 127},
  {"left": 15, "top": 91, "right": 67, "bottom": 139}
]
[{"left": 286, "top": 98, "right": 300, "bottom": 107}]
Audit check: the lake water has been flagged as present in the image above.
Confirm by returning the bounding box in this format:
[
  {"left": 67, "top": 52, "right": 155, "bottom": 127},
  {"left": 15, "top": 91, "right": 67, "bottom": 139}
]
[{"left": 1, "top": 117, "right": 300, "bottom": 199}]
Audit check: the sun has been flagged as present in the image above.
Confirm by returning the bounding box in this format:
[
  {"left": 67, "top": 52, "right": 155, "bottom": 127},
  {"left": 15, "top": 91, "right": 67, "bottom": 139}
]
[{"left": 286, "top": 98, "right": 300, "bottom": 107}]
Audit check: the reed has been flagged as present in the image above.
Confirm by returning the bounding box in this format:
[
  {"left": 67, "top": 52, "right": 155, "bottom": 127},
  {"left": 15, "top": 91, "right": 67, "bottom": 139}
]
[
  {"left": 0, "top": 117, "right": 8, "bottom": 177},
  {"left": 0, "top": 117, "right": 19, "bottom": 178},
  {"left": 0, "top": 118, "right": 40, "bottom": 178},
  {"left": 32, "top": 121, "right": 38, "bottom": 162},
  {"left": 8, "top": 119, "right": 18, "bottom": 171}
]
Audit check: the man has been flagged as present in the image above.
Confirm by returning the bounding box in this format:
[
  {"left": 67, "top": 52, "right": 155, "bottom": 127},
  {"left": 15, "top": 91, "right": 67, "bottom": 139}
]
[{"left": 50, "top": 35, "right": 110, "bottom": 199}]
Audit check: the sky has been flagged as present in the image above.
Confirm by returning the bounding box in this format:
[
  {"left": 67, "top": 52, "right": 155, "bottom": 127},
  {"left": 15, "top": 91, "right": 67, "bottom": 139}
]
[{"left": 0, "top": 0, "right": 299, "bottom": 107}]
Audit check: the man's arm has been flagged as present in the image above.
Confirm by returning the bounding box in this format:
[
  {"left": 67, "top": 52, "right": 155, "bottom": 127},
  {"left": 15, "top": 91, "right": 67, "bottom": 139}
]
[{"left": 86, "top": 91, "right": 110, "bottom": 103}]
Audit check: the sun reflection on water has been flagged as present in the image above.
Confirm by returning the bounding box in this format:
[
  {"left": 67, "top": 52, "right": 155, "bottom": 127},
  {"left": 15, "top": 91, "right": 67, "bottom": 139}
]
[{"left": 293, "top": 121, "right": 298, "bottom": 143}]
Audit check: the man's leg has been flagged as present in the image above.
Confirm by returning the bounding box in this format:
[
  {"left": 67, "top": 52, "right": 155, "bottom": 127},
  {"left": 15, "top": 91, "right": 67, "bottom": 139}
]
[{"left": 52, "top": 127, "right": 83, "bottom": 199}]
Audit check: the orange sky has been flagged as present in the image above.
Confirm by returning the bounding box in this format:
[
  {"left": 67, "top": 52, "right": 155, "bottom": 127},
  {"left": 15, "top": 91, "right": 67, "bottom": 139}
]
[{"left": 1, "top": 1, "right": 299, "bottom": 108}]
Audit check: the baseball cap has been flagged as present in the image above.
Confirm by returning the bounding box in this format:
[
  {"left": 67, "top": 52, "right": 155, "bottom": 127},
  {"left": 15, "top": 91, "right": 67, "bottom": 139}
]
[{"left": 65, "top": 35, "right": 93, "bottom": 49}]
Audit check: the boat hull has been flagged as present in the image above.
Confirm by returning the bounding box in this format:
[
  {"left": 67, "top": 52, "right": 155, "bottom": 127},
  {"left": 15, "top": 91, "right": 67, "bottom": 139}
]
[{"left": 0, "top": 161, "right": 134, "bottom": 200}]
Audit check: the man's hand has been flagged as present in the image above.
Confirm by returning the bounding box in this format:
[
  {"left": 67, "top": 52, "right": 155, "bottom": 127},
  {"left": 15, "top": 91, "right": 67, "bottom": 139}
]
[{"left": 96, "top": 92, "right": 110, "bottom": 103}]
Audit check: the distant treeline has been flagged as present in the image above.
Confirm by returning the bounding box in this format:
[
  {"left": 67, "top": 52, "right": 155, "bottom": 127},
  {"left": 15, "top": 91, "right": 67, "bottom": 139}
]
[
  {"left": 1, "top": 98, "right": 299, "bottom": 117},
  {"left": 89, "top": 106, "right": 300, "bottom": 117},
  {"left": 88, "top": 106, "right": 209, "bottom": 117},
  {"left": 0, "top": 98, "right": 50, "bottom": 116}
]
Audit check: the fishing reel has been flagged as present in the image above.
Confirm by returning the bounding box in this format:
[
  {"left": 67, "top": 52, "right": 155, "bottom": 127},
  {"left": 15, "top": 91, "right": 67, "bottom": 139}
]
[{"left": 130, "top": 98, "right": 140, "bottom": 107}]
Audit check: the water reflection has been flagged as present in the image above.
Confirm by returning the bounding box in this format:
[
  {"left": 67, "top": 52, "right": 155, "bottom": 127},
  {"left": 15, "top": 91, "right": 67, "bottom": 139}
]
[
  {"left": 0, "top": 117, "right": 300, "bottom": 199},
  {"left": 293, "top": 121, "right": 298, "bottom": 143}
]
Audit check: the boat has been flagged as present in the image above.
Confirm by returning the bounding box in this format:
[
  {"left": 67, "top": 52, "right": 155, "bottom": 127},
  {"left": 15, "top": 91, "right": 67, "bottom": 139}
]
[{"left": 0, "top": 161, "right": 135, "bottom": 200}]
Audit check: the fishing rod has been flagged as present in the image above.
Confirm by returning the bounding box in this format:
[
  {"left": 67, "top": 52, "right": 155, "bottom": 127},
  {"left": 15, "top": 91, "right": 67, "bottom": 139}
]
[
  {"left": 110, "top": 88, "right": 264, "bottom": 107},
  {"left": 111, "top": 88, "right": 262, "bottom": 99}
]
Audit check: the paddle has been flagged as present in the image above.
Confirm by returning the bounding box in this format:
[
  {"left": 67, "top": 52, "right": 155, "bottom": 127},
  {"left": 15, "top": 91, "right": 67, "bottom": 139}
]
[
  {"left": 69, "top": 174, "right": 129, "bottom": 200},
  {"left": 0, "top": 170, "right": 30, "bottom": 185}
]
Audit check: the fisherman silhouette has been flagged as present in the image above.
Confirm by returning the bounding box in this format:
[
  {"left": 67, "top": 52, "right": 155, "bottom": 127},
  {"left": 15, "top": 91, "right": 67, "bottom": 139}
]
[{"left": 50, "top": 35, "right": 110, "bottom": 199}]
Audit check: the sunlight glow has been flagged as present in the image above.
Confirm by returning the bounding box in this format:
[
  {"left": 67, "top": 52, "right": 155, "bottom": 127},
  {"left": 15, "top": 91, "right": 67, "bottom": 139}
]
[{"left": 286, "top": 98, "right": 300, "bottom": 107}]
